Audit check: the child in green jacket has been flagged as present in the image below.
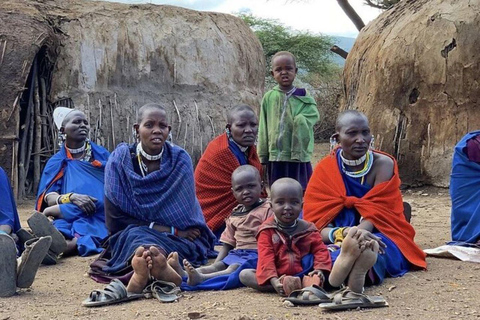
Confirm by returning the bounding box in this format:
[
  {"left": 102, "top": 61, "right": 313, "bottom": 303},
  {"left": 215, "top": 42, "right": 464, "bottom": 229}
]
[{"left": 258, "top": 51, "right": 319, "bottom": 191}]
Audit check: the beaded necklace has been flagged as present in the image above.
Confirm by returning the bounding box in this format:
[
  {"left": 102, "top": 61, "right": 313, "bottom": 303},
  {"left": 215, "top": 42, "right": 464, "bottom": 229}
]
[
  {"left": 341, "top": 150, "right": 374, "bottom": 185},
  {"left": 136, "top": 143, "right": 163, "bottom": 177}
]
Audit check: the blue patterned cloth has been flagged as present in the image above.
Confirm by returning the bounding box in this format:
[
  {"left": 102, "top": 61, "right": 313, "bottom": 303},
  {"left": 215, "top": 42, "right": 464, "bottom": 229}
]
[
  {"left": 36, "top": 142, "right": 110, "bottom": 256},
  {"left": 330, "top": 149, "right": 410, "bottom": 284},
  {"left": 103, "top": 142, "right": 215, "bottom": 272}
]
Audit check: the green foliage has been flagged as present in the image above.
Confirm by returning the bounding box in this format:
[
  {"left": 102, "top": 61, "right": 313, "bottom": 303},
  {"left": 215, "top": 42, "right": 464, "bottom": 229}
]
[
  {"left": 364, "top": 0, "right": 400, "bottom": 10},
  {"left": 239, "top": 14, "right": 338, "bottom": 83}
]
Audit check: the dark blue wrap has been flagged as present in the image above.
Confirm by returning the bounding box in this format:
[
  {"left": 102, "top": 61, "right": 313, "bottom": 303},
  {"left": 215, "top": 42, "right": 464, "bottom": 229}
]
[
  {"left": 330, "top": 149, "right": 410, "bottom": 284},
  {"left": 36, "top": 142, "right": 110, "bottom": 256},
  {"left": 103, "top": 142, "right": 215, "bottom": 273},
  {"left": 450, "top": 131, "right": 480, "bottom": 244},
  {"left": 0, "top": 167, "right": 20, "bottom": 233}
]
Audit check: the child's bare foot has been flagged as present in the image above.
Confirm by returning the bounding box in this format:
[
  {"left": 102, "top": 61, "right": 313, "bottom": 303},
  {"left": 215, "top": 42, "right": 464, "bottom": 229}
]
[
  {"left": 167, "top": 252, "right": 187, "bottom": 278},
  {"left": 127, "top": 246, "right": 152, "bottom": 293},
  {"left": 150, "top": 246, "right": 182, "bottom": 286},
  {"left": 184, "top": 259, "right": 206, "bottom": 286},
  {"left": 347, "top": 239, "right": 379, "bottom": 293},
  {"left": 328, "top": 227, "right": 363, "bottom": 287}
]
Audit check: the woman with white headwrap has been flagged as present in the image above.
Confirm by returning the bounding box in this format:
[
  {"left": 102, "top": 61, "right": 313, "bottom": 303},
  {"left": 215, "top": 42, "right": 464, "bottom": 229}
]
[{"left": 31, "top": 107, "right": 110, "bottom": 259}]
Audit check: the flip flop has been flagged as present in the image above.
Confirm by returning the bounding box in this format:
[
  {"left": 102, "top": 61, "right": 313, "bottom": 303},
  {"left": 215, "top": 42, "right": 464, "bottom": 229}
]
[
  {"left": 280, "top": 276, "right": 302, "bottom": 297},
  {"left": 284, "top": 285, "right": 332, "bottom": 306},
  {"left": 82, "top": 279, "right": 145, "bottom": 307},
  {"left": 17, "top": 236, "right": 52, "bottom": 288},
  {"left": 27, "top": 211, "right": 67, "bottom": 255},
  {"left": 319, "top": 289, "right": 388, "bottom": 311},
  {"left": 16, "top": 228, "right": 57, "bottom": 265},
  {"left": 146, "top": 280, "right": 181, "bottom": 303},
  {"left": 0, "top": 233, "right": 17, "bottom": 297}
]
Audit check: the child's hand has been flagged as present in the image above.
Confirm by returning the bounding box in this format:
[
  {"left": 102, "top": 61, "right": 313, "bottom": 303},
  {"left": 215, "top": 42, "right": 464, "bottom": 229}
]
[
  {"left": 307, "top": 269, "right": 326, "bottom": 285},
  {"left": 270, "top": 277, "right": 284, "bottom": 296}
]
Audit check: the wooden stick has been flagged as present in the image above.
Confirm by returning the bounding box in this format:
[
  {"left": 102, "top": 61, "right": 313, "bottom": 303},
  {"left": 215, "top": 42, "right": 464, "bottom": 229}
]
[
  {"left": 183, "top": 122, "right": 188, "bottom": 148},
  {"left": 0, "top": 40, "right": 6, "bottom": 67},
  {"left": 18, "top": 57, "right": 37, "bottom": 198},
  {"left": 110, "top": 98, "right": 116, "bottom": 148},
  {"left": 206, "top": 114, "right": 216, "bottom": 137},
  {"left": 173, "top": 100, "right": 182, "bottom": 140},
  {"left": 330, "top": 45, "right": 349, "bottom": 59},
  {"left": 33, "top": 65, "right": 42, "bottom": 194}
]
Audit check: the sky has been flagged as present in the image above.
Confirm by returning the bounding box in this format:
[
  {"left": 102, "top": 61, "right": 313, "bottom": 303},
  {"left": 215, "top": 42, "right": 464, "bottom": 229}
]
[{"left": 102, "top": 0, "right": 383, "bottom": 38}]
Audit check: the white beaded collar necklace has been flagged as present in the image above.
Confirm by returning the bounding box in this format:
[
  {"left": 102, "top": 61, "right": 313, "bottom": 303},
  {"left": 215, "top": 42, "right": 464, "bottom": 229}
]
[
  {"left": 136, "top": 142, "right": 164, "bottom": 161},
  {"left": 66, "top": 143, "right": 86, "bottom": 154},
  {"left": 340, "top": 150, "right": 367, "bottom": 166}
]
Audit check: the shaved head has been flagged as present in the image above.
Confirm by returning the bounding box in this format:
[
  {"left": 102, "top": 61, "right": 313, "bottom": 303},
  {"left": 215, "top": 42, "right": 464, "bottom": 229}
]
[
  {"left": 335, "top": 110, "right": 368, "bottom": 132},
  {"left": 271, "top": 51, "right": 297, "bottom": 68},
  {"left": 270, "top": 178, "right": 303, "bottom": 200},
  {"left": 227, "top": 104, "right": 256, "bottom": 124},
  {"left": 137, "top": 103, "right": 168, "bottom": 123},
  {"left": 231, "top": 164, "right": 261, "bottom": 184}
]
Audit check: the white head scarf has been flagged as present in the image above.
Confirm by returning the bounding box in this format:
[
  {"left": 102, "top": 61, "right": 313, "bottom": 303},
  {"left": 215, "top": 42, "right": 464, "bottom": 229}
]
[{"left": 53, "top": 107, "right": 75, "bottom": 130}]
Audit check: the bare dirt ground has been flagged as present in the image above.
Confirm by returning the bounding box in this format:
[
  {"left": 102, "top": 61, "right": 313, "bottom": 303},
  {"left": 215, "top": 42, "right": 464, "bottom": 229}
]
[{"left": 3, "top": 144, "right": 480, "bottom": 320}]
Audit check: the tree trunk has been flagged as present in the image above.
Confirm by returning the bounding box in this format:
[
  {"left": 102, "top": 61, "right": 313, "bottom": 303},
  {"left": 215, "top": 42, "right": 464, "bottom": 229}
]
[{"left": 33, "top": 64, "right": 41, "bottom": 195}]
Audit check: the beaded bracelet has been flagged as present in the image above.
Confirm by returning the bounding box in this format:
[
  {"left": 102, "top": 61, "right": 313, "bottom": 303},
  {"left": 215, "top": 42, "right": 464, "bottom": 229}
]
[
  {"left": 149, "top": 222, "right": 155, "bottom": 229},
  {"left": 171, "top": 226, "right": 175, "bottom": 235},
  {"left": 328, "top": 227, "right": 339, "bottom": 243},
  {"left": 59, "top": 192, "right": 73, "bottom": 204}
]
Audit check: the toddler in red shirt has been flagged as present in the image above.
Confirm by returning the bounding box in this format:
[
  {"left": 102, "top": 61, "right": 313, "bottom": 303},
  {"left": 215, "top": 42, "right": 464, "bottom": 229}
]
[{"left": 239, "top": 178, "right": 331, "bottom": 296}]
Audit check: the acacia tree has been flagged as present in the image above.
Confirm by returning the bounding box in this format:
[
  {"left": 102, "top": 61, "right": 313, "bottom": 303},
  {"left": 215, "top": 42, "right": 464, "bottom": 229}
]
[
  {"left": 364, "top": 0, "right": 400, "bottom": 10},
  {"left": 239, "top": 14, "right": 337, "bottom": 84}
]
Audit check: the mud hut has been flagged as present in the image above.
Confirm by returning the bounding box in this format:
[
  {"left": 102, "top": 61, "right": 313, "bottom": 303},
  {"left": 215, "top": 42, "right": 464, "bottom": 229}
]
[
  {"left": 343, "top": 0, "right": 480, "bottom": 186},
  {"left": 0, "top": 0, "right": 265, "bottom": 197}
]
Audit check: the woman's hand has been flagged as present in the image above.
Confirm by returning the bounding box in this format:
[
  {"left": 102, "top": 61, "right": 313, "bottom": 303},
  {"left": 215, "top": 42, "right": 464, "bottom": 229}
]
[
  {"left": 177, "top": 228, "right": 201, "bottom": 241},
  {"left": 70, "top": 193, "right": 97, "bottom": 215}
]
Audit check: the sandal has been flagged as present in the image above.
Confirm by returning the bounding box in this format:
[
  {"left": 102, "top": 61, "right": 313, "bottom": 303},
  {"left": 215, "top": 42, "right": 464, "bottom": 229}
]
[
  {"left": 284, "top": 285, "right": 332, "bottom": 306},
  {"left": 28, "top": 212, "right": 67, "bottom": 255},
  {"left": 0, "top": 233, "right": 17, "bottom": 297},
  {"left": 17, "top": 236, "right": 52, "bottom": 288},
  {"left": 146, "top": 280, "right": 181, "bottom": 303},
  {"left": 319, "top": 289, "right": 388, "bottom": 311},
  {"left": 82, "top": 279, "right": 145, "bottom": 307},
  {"left": 16, "top": 228, "right": 57, "bottom": 265}
]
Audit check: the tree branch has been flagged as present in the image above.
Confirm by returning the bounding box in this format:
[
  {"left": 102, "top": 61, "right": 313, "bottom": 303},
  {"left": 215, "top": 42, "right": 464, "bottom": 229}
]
[
  {"left": 330, "top": 45, "right": 349, "bottom": 59},
  {"left": 364, "top": 0, "right": 386, "bottom": 9},
  {"left": 337, "top": 0, "right": 365, "bottom": 31}
]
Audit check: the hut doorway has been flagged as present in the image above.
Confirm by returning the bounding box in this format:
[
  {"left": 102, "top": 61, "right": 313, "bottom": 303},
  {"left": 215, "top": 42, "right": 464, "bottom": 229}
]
[{"left": 17, "top": 45, "right": 60, "bottom": 199}]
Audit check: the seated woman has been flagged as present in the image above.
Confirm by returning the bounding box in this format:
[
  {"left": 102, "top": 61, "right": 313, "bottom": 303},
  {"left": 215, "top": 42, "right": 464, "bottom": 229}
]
[
  {"left": 450, "top": 130, "right": 480, "bottom": 244},
  {"left": 0, "top": 167, "right": 51, "bottom": 297},
  {"left": 34, "top": 107, "right": 110, "bottom": 258},
  {"left": 87, "top": 103, "right": 215, "bottom": 299},
  {"left": 195, "top": 105, "right": 264, "bottom": 238},
  {"left": 303, "top": 110, "right": 426, "bottom": 308}
]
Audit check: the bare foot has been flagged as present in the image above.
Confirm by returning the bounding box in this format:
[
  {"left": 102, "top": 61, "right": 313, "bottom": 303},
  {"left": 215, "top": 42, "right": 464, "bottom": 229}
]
[
  {"left": 347, "top": 239, "right": 379, "bottom": 293},
  {"left": 328, "top": 227, "right": 363, "bottom": 287},
  {"left": 150, "top": 246, "right": 182, "bottom": 286},
  {"left": 167, "top": 252, "right": 187, "bottom": 278},
  {"left": 183, "top": 259, "right": 206, "bottom": 286},
  {"left": 127, "top": 246, "right": 152, "bottom": 293}
]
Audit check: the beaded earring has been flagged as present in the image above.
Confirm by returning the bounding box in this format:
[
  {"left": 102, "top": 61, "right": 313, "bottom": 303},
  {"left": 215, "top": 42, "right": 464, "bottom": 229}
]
[
  {"left": 330, "top": 136, "right": 338, "bottom": 152},
  {"left": 225, "top": 127, "right": 231, "bottom": 137},
  {"left": 369, "top": 135, "right": 375, "bottom": 150},
  {"left": 57, "top": 131, "right": 66, "bottom": 148}
]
